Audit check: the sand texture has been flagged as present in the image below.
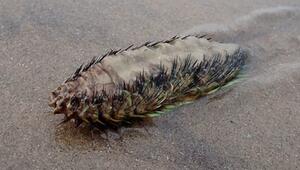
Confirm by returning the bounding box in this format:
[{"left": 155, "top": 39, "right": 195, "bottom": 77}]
[{"left": 0, "top": 1, "right": 300, "bottom": 169}]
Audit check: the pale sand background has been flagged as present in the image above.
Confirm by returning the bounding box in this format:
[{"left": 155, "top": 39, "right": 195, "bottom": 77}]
[{"left": 1, "top": 1, "right": 300, "bottom": 169}]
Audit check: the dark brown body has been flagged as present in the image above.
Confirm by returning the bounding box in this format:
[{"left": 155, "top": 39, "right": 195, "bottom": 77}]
[{"left": 49, "top": 35, "right": 247, "bottom": 130}]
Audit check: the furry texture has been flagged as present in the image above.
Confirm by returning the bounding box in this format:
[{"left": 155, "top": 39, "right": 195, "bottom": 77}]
[{"left": 49, "top": 35, "right": 247, "bottom": 132}]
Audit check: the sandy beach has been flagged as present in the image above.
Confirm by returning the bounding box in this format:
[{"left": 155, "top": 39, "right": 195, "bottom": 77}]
[{"left": 0, "top": 1, "right": 300, "bottom": 169}]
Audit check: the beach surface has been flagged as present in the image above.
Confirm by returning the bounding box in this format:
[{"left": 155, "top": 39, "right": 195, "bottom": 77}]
[{"left": 0, "top": 1, "right": 300, "bottom": 169}]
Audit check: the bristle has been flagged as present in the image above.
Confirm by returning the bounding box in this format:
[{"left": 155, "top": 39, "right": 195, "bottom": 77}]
[{"left": 79, "top": 50, "right": 244, "bottom": 129}]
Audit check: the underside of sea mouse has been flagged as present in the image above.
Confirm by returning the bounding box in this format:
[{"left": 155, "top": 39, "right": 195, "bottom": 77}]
[{"left": 49, "top": 35, "right": 247, "bottom": 132}]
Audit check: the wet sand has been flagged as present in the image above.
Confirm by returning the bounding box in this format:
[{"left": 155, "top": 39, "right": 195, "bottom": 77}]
[{"left": 0, "top": 1, "right": 300, "bottom": 169}]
